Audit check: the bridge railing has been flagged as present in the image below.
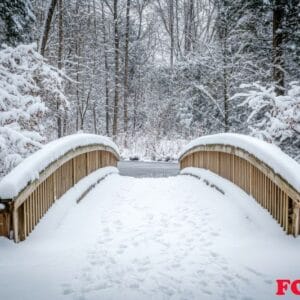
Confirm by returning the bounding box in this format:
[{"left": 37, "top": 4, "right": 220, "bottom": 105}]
[
  {"left": 0, "top": 134, "right": 119, "bottom": 242},
  {"left": 179, "top": 134, "right": 300, "bottom": 236}
]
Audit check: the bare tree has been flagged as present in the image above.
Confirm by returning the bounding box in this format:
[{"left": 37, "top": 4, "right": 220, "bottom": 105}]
[
  {"left": 57, "top": 0, "right": 63, "bottom": 137},
  {"left": 123, "top": 0, "right": 131, "bottom": 134},
  {"left": 112, "top": 0, "right": 120, "bottom": 137},
  {"left": 101, "top": 2, "right": 110, "bottom": 136},
  {"left": 184, "top": 0, "right": 194, "bottom": 54},
  {"left": 169, "top": 0, "right": 174, "bottom": 69}
]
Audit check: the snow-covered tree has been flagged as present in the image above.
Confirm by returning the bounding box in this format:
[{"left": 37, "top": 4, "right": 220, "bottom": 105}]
[
  {"left": 24, "top": 0, "right": 300, "bottom": 160},
  {"left": 0, "top": 44, "right": 67, "bottom": 177},
  {"left": 0, "top": 0, "right": 35, "bottom": 47},
  {"left": 233, "top": 82, "right": 300, "bottom": 160}
]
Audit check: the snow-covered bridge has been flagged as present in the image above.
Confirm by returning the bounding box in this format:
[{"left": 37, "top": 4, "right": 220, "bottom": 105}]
[
  {"left": 1, "top": 133, "right": 299, "bottom": 241},
  {"left": 0, "top": 133, "right": 300, "bottom": 299}
]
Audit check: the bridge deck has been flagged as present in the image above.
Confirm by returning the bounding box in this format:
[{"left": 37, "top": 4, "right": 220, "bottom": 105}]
[{"left": 0, "top": 171, "right": 299, "bottom": 299}]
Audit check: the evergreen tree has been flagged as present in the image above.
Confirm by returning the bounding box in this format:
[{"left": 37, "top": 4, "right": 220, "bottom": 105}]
[{"left": 0, "top": 0, "right": 35, "bottom": 47}]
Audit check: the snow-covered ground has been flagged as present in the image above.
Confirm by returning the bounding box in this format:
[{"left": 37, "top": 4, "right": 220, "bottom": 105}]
[{"left": 0, "top": 170, "right": 299, "bottom": 300}]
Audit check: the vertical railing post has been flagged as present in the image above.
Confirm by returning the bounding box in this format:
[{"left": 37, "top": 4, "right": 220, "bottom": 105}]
[{"left": 13, "top": 206, "right": 19, "bottom": 243}]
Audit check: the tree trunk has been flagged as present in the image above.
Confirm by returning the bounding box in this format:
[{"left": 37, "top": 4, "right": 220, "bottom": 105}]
[
  {"left": 222, "top": 24, "right": 229, "bottom": 132},
  {"left": 39, "top": 0, "right": 58, "bottom": 56},
  {"left": 223, "top": 63, "right": 229, "bottom": 133},
  {"left": 112, "top": 0, "right": 120, "bottom": 137},
  {"left": 273, "top": 0, "right": 285, "bottom": 96},
  {"left": 57, "top": 0, "right": 63, "bottom": 138},
  {"left": 63, "top": 112, "right": 67, "bottom": 135},
  {"left": 188, "top": 0, "right": 194, "bottom": 51},
  {"left": 175, "top": 0, "right": 181, "bottom": 58},
  {"left": 123, "top": 0, "right": 131, "bottom": 135},
  {"left": 169, "top": 0, "right": 174, "bottom": 69},
  {"left": 184, "top": 0, "right": 193, "bottom": 53},
  {"left": 93, "top": 104, "right": 97, "bottom": 134},
  {"left": 101, "top": 2, "right": 110, "bottom": 136}
]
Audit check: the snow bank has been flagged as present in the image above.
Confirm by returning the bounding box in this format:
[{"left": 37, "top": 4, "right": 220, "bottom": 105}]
[
  {"left": 179, "top": 133, "right": 300, "bottom": 193},
  {"left": 181, "top": 167, "right": 226, "bottom": 195},
  {"left": 0, "top": 134, "right": 119, "bottom": 200},
  {"left": 75, "top": 167, "right": 119, "bottom": 203}
]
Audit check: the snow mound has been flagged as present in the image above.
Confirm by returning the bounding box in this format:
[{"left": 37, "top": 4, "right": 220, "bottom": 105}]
[
  {"left": 179, "top": 133, "right": 300, "bottom": 193},
  {"left": 0, "top": 134, "right": 119, "bottom": 200},
  {"left": 181, "top": 167, "right": 225, "bottom": 194}
]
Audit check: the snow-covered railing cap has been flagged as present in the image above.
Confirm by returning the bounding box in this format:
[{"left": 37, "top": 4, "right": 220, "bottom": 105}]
[
  {"left": 0, "top": 133, "right": 119, "bottom": 200},
  {"left": 179, "top": 133, "right": 300, "bottom": 195}
]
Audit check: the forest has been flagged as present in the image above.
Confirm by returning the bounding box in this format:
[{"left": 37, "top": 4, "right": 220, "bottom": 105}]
[{"left": 0, "top": 0, "right": 299, "bottom": 177}]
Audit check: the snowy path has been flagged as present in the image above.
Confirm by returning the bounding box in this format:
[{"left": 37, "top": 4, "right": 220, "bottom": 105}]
[{"left": 0, "top": 173, "right": 299, "bottom": 300}]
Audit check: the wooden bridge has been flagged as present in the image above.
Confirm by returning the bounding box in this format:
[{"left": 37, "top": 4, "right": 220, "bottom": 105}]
[
  {"left": 0, "top": 133, "right": 299, "bottom": 242},
  {"left": 179, "top": 135, "right": 300, "bottom": 236},
  {"left": 0, "top": 134, "right": 119, "bottom": 242}
]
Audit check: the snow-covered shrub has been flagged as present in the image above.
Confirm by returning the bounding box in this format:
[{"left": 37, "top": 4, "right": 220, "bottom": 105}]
[
  {"left": 233, "top": 82, "right": 300, "bottom": 160},
  {"left": 0, "top": 44, "right": 67, "bottom": 177},
  {"left": 117, "top": 133, "right": 188, "bottom": 161}
]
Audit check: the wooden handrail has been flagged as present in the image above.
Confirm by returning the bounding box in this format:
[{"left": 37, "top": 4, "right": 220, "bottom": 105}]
[
  {"left": 180, "top": 143, "right": 300, "bottom": 236},
  {"left": 0, "top": 138, "right": 119, "bottom": 242}
]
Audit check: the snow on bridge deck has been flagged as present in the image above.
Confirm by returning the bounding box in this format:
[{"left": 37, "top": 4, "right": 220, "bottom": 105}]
[{"left": 0, "top": 171, "right": 299, "bottom": 299}]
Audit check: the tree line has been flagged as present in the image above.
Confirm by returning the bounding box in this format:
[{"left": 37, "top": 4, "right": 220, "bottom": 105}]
[{"left": 0, "top": 0, "right": 299, "bottom": 160}]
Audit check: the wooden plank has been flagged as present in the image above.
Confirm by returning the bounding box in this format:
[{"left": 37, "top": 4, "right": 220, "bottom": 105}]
[
  {"left": 13, "top": 206, "right": 19, "bottom": 242},
  {"left": 16, "top": 206, "right": 23, "bottom": 241},
  {"left": 23, "top": 202, "right": 27, "bottom": 239},
  {"left": 33, "top": 190, "right": 36, "bottom": 229},
  {"left": 285, "top": 194, "right": 289, "bottom": 233},
  {"left": 280, "top": 190, "right": 283, "bottom": 227},
  {"left": 29, "top": 194, "right": 33, "bottom": 233}
]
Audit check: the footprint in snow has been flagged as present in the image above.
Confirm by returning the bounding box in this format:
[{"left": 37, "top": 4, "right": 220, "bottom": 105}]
[
  {"left": 90, "top": 260, "right": 104, "bottom": 266},
  {"left": 159, "top": 285, "right": 175, "bottom": 296},
  {"left": 129, "top": 283, "right": 140, "bottom": 289},
  {"left": 201, "top": 288, "right": 212, "bottom": 295},
  {"left": 211, "top": 231, "right": 220, "bottom": 237},
  {"left": 235, "top": 273, "right": 249, "bottom": 283},
  {"left": 245, "top": 266, "right": 265, "bottom": 277},
  {"left": 264, "top": 279, "right": 272, "bottom": 285},
  {"left": 116, "top": 249, "right": 124, "bottom": 255},
  {"left": 137, "top": 266, "right": 149, "bottom": 273},
  {"left": 171, "top": 263, "right": 181, "bottom": 269},
  {"left": 61, "top": 283, "right": 74, "bottom": 296},
  {"left": 210, "top": 251, "right": 219, "bottom": 258}
]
